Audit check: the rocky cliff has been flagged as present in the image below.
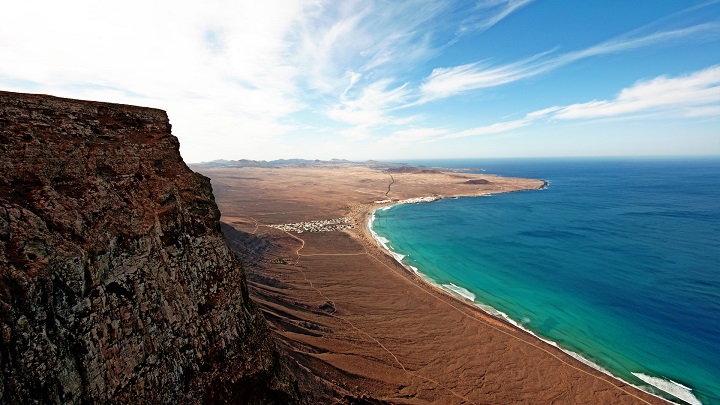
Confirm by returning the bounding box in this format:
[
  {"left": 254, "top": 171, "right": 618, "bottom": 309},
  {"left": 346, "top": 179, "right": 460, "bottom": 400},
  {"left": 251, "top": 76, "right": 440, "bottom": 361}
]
[{"left": 0, "top": 91, "right": 315, "bottom": 403}]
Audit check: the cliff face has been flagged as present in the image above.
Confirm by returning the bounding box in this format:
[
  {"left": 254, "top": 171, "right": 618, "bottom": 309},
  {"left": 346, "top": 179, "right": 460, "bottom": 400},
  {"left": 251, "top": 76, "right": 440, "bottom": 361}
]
[{"left": 0, "top": 91, "right": 303, "bottom": 403}]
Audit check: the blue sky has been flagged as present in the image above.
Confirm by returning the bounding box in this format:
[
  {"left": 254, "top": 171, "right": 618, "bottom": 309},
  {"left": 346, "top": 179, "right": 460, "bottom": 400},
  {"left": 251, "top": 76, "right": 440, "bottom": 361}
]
[{"left": 1, "top": 0, "right": 719, "bottom": 162}]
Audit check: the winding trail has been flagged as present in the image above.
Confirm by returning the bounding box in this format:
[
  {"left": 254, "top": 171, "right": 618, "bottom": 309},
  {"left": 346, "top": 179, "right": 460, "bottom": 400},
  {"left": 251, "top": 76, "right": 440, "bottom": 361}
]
[
  {"left": 249, "top": 217, "right": 259, "bottom": 234},
  {"left": 385, "top": 175, "right": 395, "bottom": 196}
]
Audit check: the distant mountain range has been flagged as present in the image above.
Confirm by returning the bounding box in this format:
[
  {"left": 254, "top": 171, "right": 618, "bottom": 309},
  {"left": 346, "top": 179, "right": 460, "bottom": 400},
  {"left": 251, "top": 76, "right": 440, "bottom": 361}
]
[{"left": 191, "top": 158, "right": 407, "bottom": 169}]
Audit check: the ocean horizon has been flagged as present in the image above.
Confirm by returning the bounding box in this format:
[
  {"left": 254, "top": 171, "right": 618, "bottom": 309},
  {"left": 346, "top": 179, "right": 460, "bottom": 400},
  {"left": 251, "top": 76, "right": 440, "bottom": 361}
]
[{"left": 370, "top": 157, "right": 720, "bottom": 405}]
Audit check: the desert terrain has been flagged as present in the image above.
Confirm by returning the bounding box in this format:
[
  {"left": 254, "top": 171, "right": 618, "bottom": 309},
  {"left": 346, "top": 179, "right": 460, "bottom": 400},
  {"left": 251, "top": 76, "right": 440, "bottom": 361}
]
[{"left": 193, "top": 162, "right": 664, "bottom": 404}]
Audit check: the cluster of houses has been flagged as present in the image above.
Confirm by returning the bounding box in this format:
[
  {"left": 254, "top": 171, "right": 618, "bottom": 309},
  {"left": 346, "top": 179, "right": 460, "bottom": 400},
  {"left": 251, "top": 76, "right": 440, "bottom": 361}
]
[
  {"left": 374, "top": 196, "right": 443, "bottom": 205},
  {"left": 268, "top": 196, "right": 443, "bottom": 234},
  {"left": 396, "top": 196, "right": 442, "bottom": 204},
  {"left": 268, "top": 217, "right": 354, "bottom": 233}
]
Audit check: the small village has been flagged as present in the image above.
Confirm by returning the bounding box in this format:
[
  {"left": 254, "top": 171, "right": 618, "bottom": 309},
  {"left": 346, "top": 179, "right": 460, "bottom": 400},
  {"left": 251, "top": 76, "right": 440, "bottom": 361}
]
[
  {"left": 268, "top": 196, "right": 444, "bottom": 234},
  {"left": 396, "top": 196, "right": 443, "bottom": 204},
  {"left": 374, "top": 196, "right": 443, "bottom": 205},
  {"left": 267, "top": 217, "right": 354, "bottom": 233}
]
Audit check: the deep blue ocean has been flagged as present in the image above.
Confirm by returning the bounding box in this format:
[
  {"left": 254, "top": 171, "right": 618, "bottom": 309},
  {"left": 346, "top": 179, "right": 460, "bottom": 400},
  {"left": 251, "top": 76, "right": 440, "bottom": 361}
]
[{"left": 370, "top": 157, "right": 720, "bottom": 405}]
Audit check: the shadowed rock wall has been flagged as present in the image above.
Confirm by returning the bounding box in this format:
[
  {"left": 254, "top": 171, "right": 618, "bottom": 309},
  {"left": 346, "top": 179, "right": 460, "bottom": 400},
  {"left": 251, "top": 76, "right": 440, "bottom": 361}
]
[{"left": 0, "top": 91, "right": 305, "bottom": 403}]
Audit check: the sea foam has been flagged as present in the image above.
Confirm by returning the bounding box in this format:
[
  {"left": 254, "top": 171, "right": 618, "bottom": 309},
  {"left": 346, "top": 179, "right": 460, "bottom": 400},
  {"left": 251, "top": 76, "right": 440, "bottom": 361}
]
[
  {"left": 632, "top": 373, "right": 703, "bottom": 405},
  {"left": 442, "top": 283, "right": 476, "bottom": 301},
  {"left": 368, "top": 210, "right": 405, "bottom": 262}
]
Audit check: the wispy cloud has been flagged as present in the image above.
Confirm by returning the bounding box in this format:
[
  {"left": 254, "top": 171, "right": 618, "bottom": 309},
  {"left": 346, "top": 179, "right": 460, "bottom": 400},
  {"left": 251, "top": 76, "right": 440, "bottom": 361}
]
[
  {"left": 442, "top": 119, "right": 531, "bottom": 139},
  {"left": 323, "top": 2, "right": 720, "bottom": 143},
  {"left": 418, "top": 51, "right": 551, "bottom": 101},
  {"left": 456, "top": 0, "right": 534, "bottom": 36},
  {"left": 551, "top": 65, "right": 720, "bottom": 120},
  {"left": 379, "top": 65, "right": 720, "bottom": 147},
  {"left": 290, "top": 0, "right": 452, "bottom": 95},
  {"left": 373, "top": 118, "right": 530, "bottom": 148},
  {"left": 282, "top": 1, "right": 464, "bottom": 139},
  {"left": 315, "top": 2, "right": 720, "bottom": 148},
  {"left": 558, "top": 23, "right": 720, "bottom": 65},
  {"left": 326, "top": 79, "right": 414, "bottom": 136},
  {"left": 420, "top": 21, "right": 720, "bottom": 102}
]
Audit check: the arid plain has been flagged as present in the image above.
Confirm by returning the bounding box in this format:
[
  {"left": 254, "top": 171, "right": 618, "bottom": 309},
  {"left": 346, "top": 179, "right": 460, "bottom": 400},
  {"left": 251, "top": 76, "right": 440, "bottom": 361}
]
[{"left": 193, "top": 162, "right": 664, "bottom": 404}]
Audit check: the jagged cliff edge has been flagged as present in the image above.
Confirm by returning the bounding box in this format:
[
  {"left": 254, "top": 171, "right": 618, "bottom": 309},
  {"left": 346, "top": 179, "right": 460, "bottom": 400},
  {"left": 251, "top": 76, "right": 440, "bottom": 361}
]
[{"left": 0, "top": 91, "right": 325, "bottom": 403}]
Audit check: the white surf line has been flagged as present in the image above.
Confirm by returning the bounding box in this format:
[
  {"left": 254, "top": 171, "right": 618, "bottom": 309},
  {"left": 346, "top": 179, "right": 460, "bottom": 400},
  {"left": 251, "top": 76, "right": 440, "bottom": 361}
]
[
  {"left": 363, "top": 224, "right": 658, "bottom": 405},
  {"left": 633, "top": 373, "right": 703, "bottom": 405},
  {"left": 442, "top": 283, "right": 476, "bottom": 302},
  {"left": 365, "top": 198, "right": 695, "bottom": 404}
]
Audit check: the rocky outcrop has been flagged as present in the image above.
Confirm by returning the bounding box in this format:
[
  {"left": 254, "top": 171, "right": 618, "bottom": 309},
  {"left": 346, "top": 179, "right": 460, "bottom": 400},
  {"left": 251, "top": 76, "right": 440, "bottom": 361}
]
[
  {"left": 462, "top": 179, "right": 490, "bottom": 185},
  {"left": 0, "top": 91, "right": 311, "bottom": 403}
]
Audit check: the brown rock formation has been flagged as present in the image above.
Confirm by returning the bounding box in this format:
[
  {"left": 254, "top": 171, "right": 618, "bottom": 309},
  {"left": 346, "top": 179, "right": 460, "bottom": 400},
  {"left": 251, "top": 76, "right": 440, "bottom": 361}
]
[
  {"left": 462, "top": 178, "right": 491, "bottom": 184},
  {"left": 0, "top": 91, "right": 316, "bottom": 403}
]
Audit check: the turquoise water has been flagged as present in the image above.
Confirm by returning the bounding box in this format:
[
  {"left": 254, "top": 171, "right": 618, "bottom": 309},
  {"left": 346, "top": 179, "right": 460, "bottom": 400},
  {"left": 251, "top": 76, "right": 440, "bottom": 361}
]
[{"left": 371, "top": 157, "right": 720, "bottom": 405}]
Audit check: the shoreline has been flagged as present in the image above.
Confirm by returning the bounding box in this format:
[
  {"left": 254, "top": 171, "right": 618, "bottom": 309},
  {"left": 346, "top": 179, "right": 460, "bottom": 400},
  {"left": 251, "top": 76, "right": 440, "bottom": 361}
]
[
  {"left": 198, "top": 163, "right": 668, "bottom": 404},
  {"left": 363, "top": 195, "right": 688, "bottom": 405}
]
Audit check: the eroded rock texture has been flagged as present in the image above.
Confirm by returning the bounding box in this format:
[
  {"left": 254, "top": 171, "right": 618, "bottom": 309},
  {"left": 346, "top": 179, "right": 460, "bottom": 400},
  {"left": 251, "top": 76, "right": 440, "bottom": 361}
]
[{"left": 0, "top": 91, "right": 305, "bottom": 403}]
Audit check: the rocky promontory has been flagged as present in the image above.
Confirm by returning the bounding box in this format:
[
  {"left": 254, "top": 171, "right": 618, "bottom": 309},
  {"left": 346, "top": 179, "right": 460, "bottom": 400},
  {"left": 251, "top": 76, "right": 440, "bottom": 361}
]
[{"left": 0, "top": 91, "right": 318, "bottom": 403}]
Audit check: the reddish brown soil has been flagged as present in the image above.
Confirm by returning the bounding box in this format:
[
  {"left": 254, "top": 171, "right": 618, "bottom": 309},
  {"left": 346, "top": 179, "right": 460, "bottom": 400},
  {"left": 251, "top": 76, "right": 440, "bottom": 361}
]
[{"left": 195, "top": 164, "right": 664, "bottom": 404}]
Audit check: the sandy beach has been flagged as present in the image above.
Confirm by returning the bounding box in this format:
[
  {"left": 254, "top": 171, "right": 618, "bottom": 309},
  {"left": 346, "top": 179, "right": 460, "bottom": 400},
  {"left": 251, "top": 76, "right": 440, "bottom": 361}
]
[{"left": 193, "top": 162, "right": 665, "bottom": 404}]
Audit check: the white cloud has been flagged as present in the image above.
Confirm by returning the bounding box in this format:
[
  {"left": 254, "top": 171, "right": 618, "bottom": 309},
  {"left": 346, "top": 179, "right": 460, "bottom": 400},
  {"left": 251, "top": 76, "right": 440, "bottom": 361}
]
[
  {"left": 525, "top": 106, "right": 563, "bottom": 119},
  {"left": 442, "top": 119, "right": 530, "bottom": 139},
  {"left": 326, "top": 79, "right": 415, "bottom": 137},
  {"left": 552, "top": 65, "right": 720, "bottom": 120},
  {"left": 419, "top": 53, "right": 549, "bottom": 101},
  {"left": 290, "top": 0, "right": 452, "bottom": 95}
]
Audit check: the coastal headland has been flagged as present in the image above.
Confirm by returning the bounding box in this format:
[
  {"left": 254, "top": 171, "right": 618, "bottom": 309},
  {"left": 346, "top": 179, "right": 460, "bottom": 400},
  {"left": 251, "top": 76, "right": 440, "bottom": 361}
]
[{"left": 193, "top": 161, "right": 665, "bottom": 404}]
